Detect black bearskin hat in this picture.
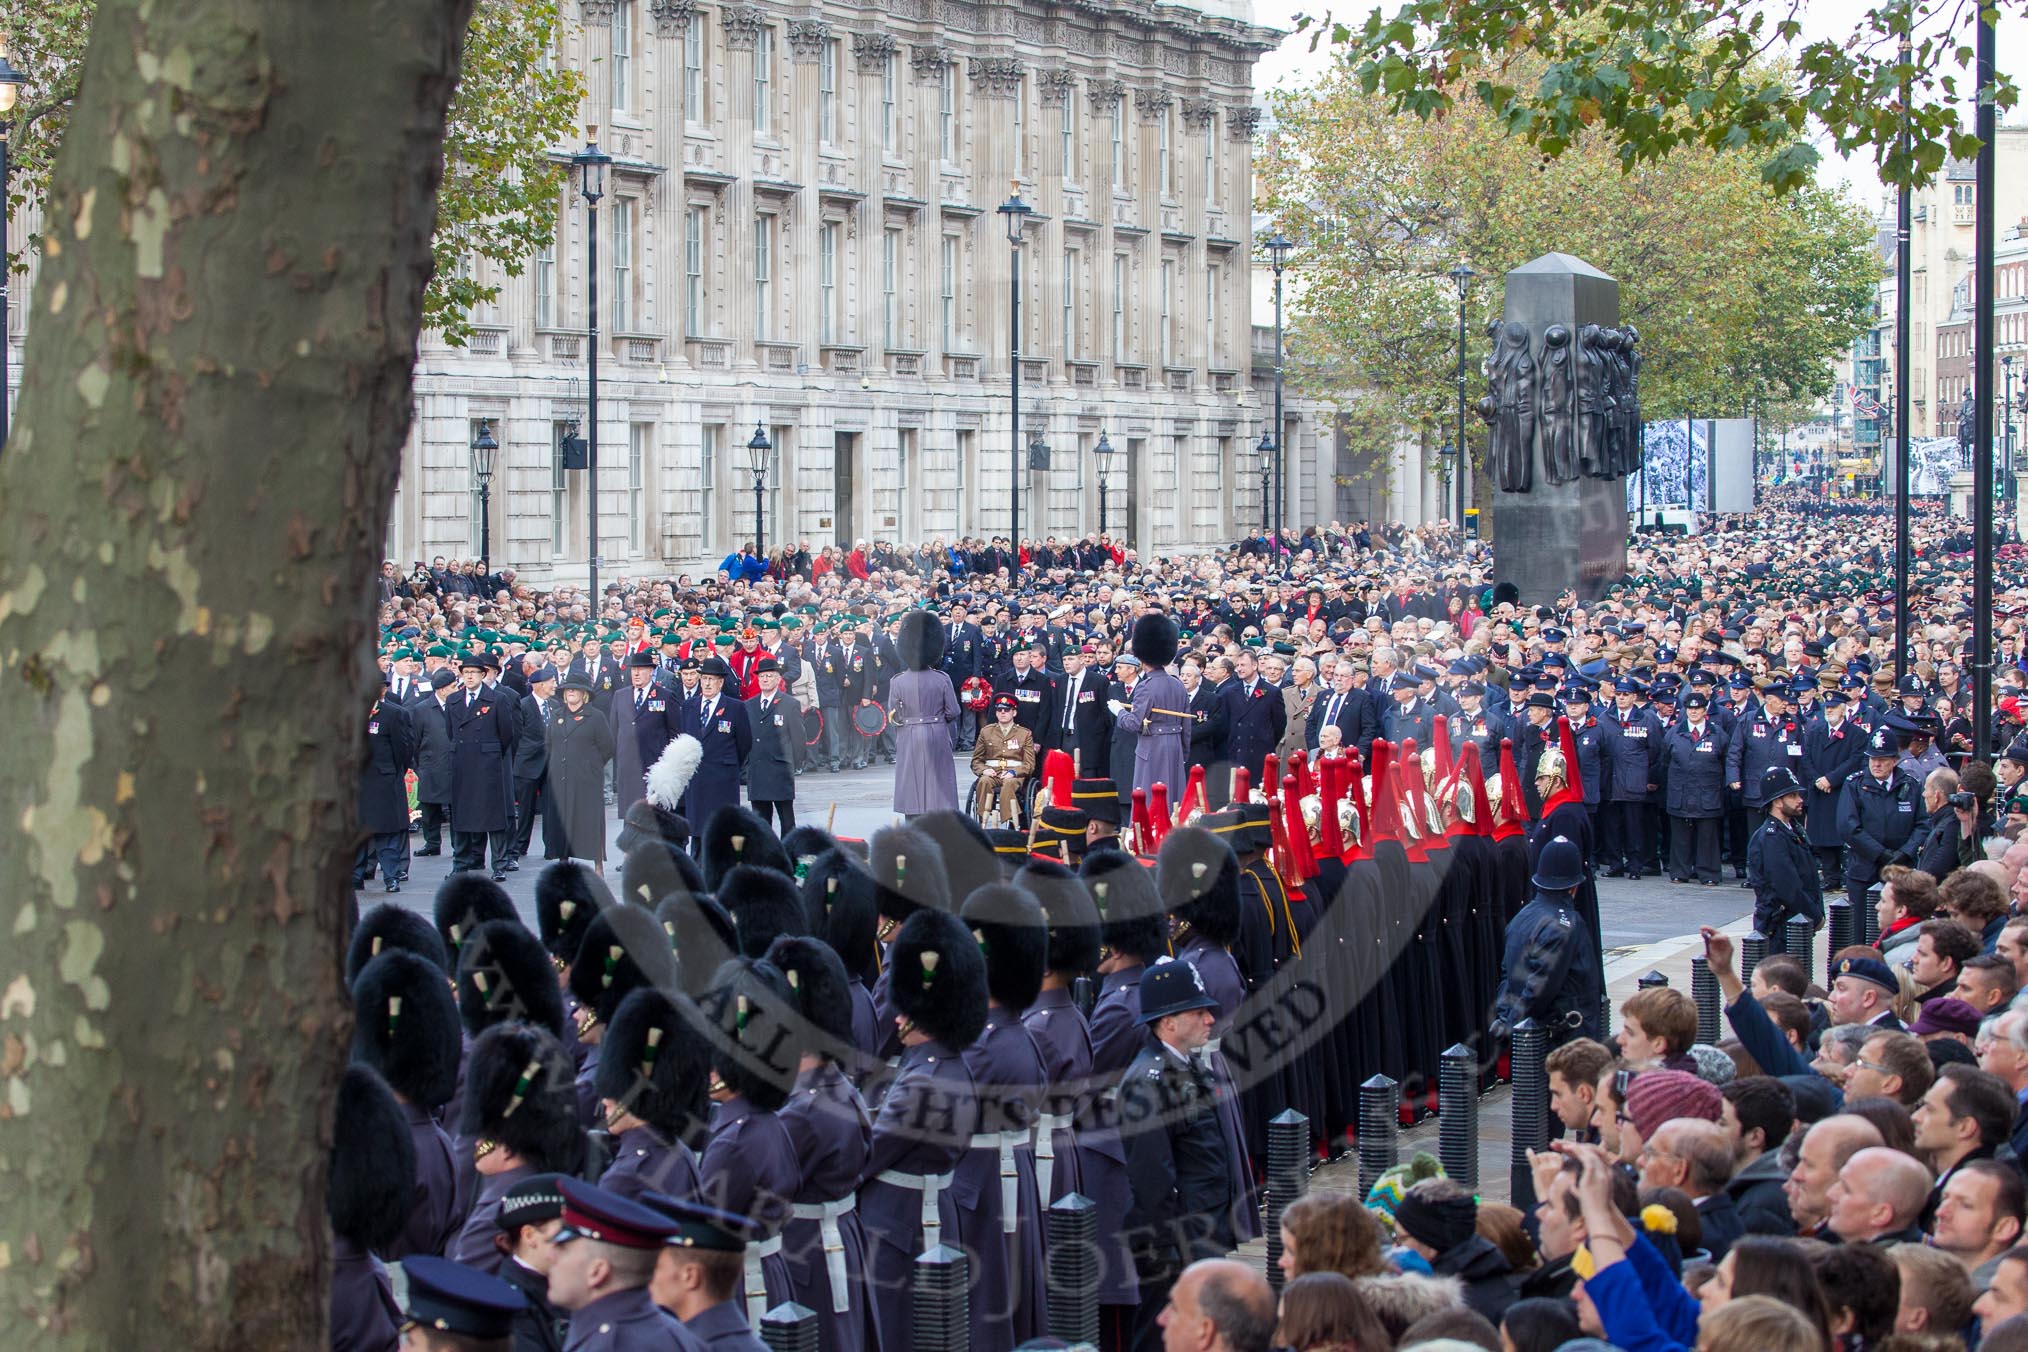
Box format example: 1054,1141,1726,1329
457,918,566,1039
592,987,711,1139
329,1064,415,1253
433,873,520,964
960,884,1048,1014
800,848,880,983
887,909,990,1050
351,949,462,1110
617,797,692,856
718,864,811,959
1157,826,1243,948
1129,612,1179,671
897,610,947,672
655,891,738,996
1016,857,1103,976
568,904,679,1040
621,839,707,912
870,823,950,924
914,809,1004,908
536,861,613,967
699,957,804,1112
347,903,450,986
701,805,791,891
765,935,859,1058
1081,850,1170,964
458,1023,586,1174
781,825,842,880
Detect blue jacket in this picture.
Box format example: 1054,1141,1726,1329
1836,768,1922,885
1490,892,1602,1042
1600,706,1663,804
1801,714,1867,848
1727,707,1806,806
1662,718,1727,819
1572,715,1608,806
1748,813,1823,934
1584,1234,1702,1352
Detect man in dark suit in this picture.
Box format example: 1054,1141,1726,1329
682,657,754,845
1308,664,1377,759
943,603,986,751
1220,647,1285,784
383,650,425,706
355,690,417,891
446,656,517,878
1052,645,1113,778
745,658,802,833
611,650,680,821
996,641,1060,743
1183,655,1228,774
1381,672,1437,749
566,637,623,714
510,664,561,865
412,669,456,855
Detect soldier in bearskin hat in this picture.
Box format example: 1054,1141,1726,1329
1115,612,1189,803
449,1023,587,1274
766,935,874,1352
889,608,963,817
955,883,1051,1349
458,917,568,1044
329,1064,415,1351
716,864,811,960
1017,857,1099,1206
620,838,708,915
536,860,613,975
864,822,952,1064
654,889,739,999
701,804,791,891
914,808,1006,911
695,957,806,1324
594,986,711,1205
351,949,468,1260
566,904,679,1128
346,901,449,987
799,846,883,1067
434,872,520,969
860,908,986,1352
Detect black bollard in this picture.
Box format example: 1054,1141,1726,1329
1509,1017,1550,1213
1071,975,1095,1021
1438,1043,1478,1190
1691,956,1720,1046
1264,1109,1310,1292
1858,886,1880,947
1787,917,1816,987
1357,1075,1399,1200
1828,896,1854,986
1046,1194,1098,1347
1637,969,1669,990
913,1244,970,1352
759,1304,819,1352
1741,930,1767,985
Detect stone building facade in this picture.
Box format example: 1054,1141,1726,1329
390,0,1311,583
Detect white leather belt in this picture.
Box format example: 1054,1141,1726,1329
1035,1112,1072,1202
969,1130,1030,1233
742,1233,784,1324
789,1197,857,1314
875,1168,956,1250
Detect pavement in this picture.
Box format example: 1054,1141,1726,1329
358,754,1763,1211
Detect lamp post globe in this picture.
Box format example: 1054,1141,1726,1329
746,421,772,564
1093,430,1115,539
1255,430,1275,537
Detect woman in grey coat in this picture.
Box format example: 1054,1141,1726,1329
888,611,961,818
545,677,616,868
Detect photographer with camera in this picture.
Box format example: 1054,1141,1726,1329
1913,765,1993,883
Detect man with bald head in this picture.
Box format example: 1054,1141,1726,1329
1637,1119,1744,1259
1825,1147,1935,1245
1786,1114,1886,1239
1157,1259,1276,1352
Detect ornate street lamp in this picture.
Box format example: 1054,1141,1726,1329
999,185,1033,579
471,419,500,575
570,136,614,603
1449,262,1476,529
1264,232,1293,544
1093,430,1116,538
0,47,27,451
746,421,772,563
1255,430,1275,537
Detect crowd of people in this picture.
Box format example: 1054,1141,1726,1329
340,487,2028,1352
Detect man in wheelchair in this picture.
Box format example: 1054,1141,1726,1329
971,692,1038,827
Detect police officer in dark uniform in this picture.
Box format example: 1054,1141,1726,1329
356,687,417,892
1489,836,1602,1045
1117,957,1235,1352
1837,724,1924,903
1748,767,1823,954
543,1178,705,1352
397,1255,529,1352
1663,691,1728,885
1599,677,1662,878
1728,681,1805,876
640,1196,770,1352
491,1174,573,1352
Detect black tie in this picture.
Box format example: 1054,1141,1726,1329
1327,695,1342,727
636,690,645,713
1065,679,1077,731
465,693,474,710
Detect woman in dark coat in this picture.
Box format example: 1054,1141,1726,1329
888,610,961,817
545,677,615,869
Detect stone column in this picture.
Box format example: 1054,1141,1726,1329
720,3,764,372
650,0,695,370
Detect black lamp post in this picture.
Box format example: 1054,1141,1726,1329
1448,262,1475,529
999,186,1033,580
1264,232,1292,544
2004,355,2018,518
0,48,26,452
1255,430,1274,536
1093,430,1116,538
472,419,499,575
570,136,613,605
745,421,772,562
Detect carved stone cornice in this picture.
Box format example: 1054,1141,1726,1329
1086,77,1125,111
969,56,1025,98
852,30,898,73
787,19,831,60
579,0,617,24
648,0,695,36
1038,68,1078,106
1134,87,1174,122
909,43,953,80
1181,96,1219,130
1225,104,1263,139
722,5,766,50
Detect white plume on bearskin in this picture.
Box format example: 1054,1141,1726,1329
647,734,704,811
